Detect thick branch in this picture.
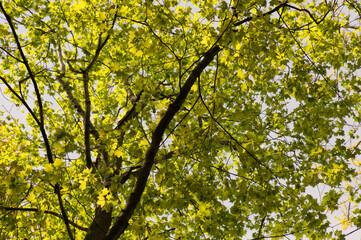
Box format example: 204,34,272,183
57,44,108,145
56,78,99,137
84,206,112,240
80,9,119,168
82,9,120,239
85,34,103,72
0,206,88,232
83,71,92,169
104,45,220,240
0,6,74,239
54,185,74,240
56,41,92,170
1,80,74,240
0,3,44,125
56,44,110,168
103,4,291,238
0,3,53,164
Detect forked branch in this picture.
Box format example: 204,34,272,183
0,206,88,231
104,45,221,240
0,5,74,239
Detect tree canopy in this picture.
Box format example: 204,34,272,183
1,0,361,239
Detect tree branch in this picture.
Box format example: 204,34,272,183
85,5,118,72
0,3,44,125
0,206,88,231
80,6,119,169
104,45,220,240
0,76,39,128
284,3,331,25
84,206,112,240
115,90,144,130
56,43,110,168
256,215,267,239
0,46,23,62
82,9,120,239
0,2,53,164
103,3,294,238
82,71,92,169
234,2,288,27
0,5,74,239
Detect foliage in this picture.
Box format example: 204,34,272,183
1,0,361,239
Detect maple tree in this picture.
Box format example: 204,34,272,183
1,0,361,239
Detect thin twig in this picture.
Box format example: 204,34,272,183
284,3,331,25
0,46,23,62
0,206,88,231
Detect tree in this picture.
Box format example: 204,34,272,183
1,0,361,239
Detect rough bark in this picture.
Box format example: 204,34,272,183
85,206,112,240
